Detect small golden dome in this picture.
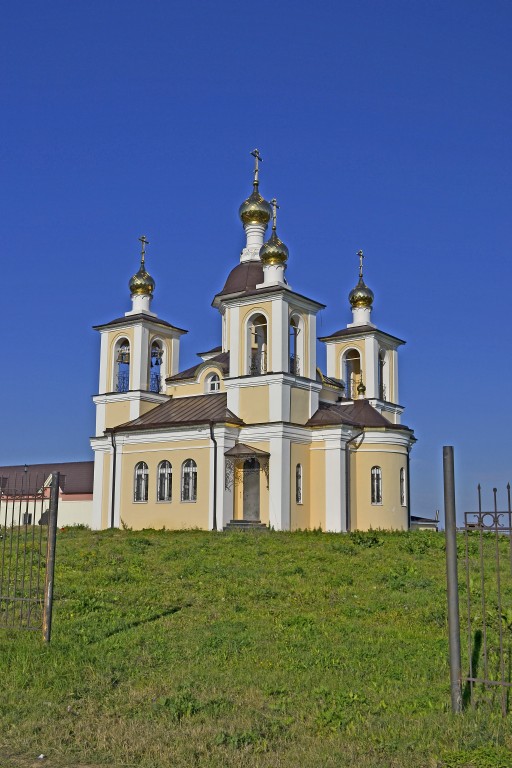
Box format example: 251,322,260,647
129,262,155,296
239,186,272,225
259,229,289,265
349,277,374,309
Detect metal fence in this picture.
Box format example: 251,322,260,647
0,471,59,641
463,485,512,715
443,446,512,715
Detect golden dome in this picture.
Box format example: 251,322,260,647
259,229,289,265
129,261,155,296
349,278,374,309
239,186,272,225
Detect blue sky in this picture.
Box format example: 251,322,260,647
2,1,511,521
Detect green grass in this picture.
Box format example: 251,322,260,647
1,528,511,768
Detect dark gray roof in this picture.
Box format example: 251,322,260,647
167,351,230,382
0,461,94,495
318,324,405,345
93,313,188,334
111,393,244,432
306,400,411,431
411,516,438,524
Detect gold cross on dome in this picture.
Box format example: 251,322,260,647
270,198,279,230
139,235,149,265
250,148,262,185
357,249,364,279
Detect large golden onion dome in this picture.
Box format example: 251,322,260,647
239,186,272,225
129,235,155,296
239,148,272,225
349,277,374,308
259,229,289,265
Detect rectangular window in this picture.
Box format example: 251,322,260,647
371,466,382,505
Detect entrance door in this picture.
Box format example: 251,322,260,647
243,458,260,521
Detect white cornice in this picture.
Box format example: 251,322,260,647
93,391,169,405
216,289,324,314
224,373,321,391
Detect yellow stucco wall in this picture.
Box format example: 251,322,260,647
238,385,269,424
104,401,131,429
118,440,211,530
290,388,310,425
290,442,310,530
350,443,408,531
309,443,326,530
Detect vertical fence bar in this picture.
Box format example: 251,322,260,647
42,473,59,643
443,446,462,713
492,489,507,716
464,507,473,706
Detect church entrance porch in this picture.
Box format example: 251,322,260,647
224,443,270,529
242,458,260,520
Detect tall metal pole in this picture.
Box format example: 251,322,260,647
42,472,59,643
443,447,462,713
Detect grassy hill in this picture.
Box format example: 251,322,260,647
0,528,511,768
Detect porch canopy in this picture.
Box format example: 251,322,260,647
224,443,270,490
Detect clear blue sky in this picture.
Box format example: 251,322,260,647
2,1,511,522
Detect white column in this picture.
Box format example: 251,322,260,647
229,305,241,377
324,436,346,532
126,293,154,314
268,435,291,530
242,223,266,257
170,336,180,377
113,440,123,528
307,313,317,379
271,298,288,373
349,306,372,326
91,446,107,530
262,263,286,286
214,428,236,530
98,332,109,394
268,379,291,422
364,336,379,399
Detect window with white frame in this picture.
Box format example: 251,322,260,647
134,461,149,502
207,373,220,393
296,463,303,504
400,467,406,506
371,466,382,505
181,459,197,502
157,460,172,502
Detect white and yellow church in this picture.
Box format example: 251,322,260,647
90,152,416,532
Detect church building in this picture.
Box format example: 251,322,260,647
90,152,416,532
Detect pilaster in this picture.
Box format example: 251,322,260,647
268,434,291,530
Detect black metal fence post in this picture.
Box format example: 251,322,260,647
443,446,462,713
42,472,59,643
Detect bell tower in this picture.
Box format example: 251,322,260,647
320,251,405,423
92,236,187,435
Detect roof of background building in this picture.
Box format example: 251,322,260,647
167,351,230,382
0,461,94,495
111,392,244,432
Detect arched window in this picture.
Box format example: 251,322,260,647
134,462,149,502
400,467,406,506
181,459,197,502
115,338,130,393
344,349,361,400
247,314,268,375
157,460,172,502
296,463,303,504
206,373,220,393
150,341,163,393
371,466,382,505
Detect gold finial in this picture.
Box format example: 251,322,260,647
250,148,262,188
139,234,149,268
358,249,364,280
270,198,279,231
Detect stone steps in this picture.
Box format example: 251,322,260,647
224,520,268,532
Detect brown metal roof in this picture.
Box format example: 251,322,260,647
318,324,405,345
197,345,222,357
111,393,244,432
224,443,270,458
0,461,94,495
167,351,230,382
217,262,264,297
93,313,188,334
306,400,411,431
